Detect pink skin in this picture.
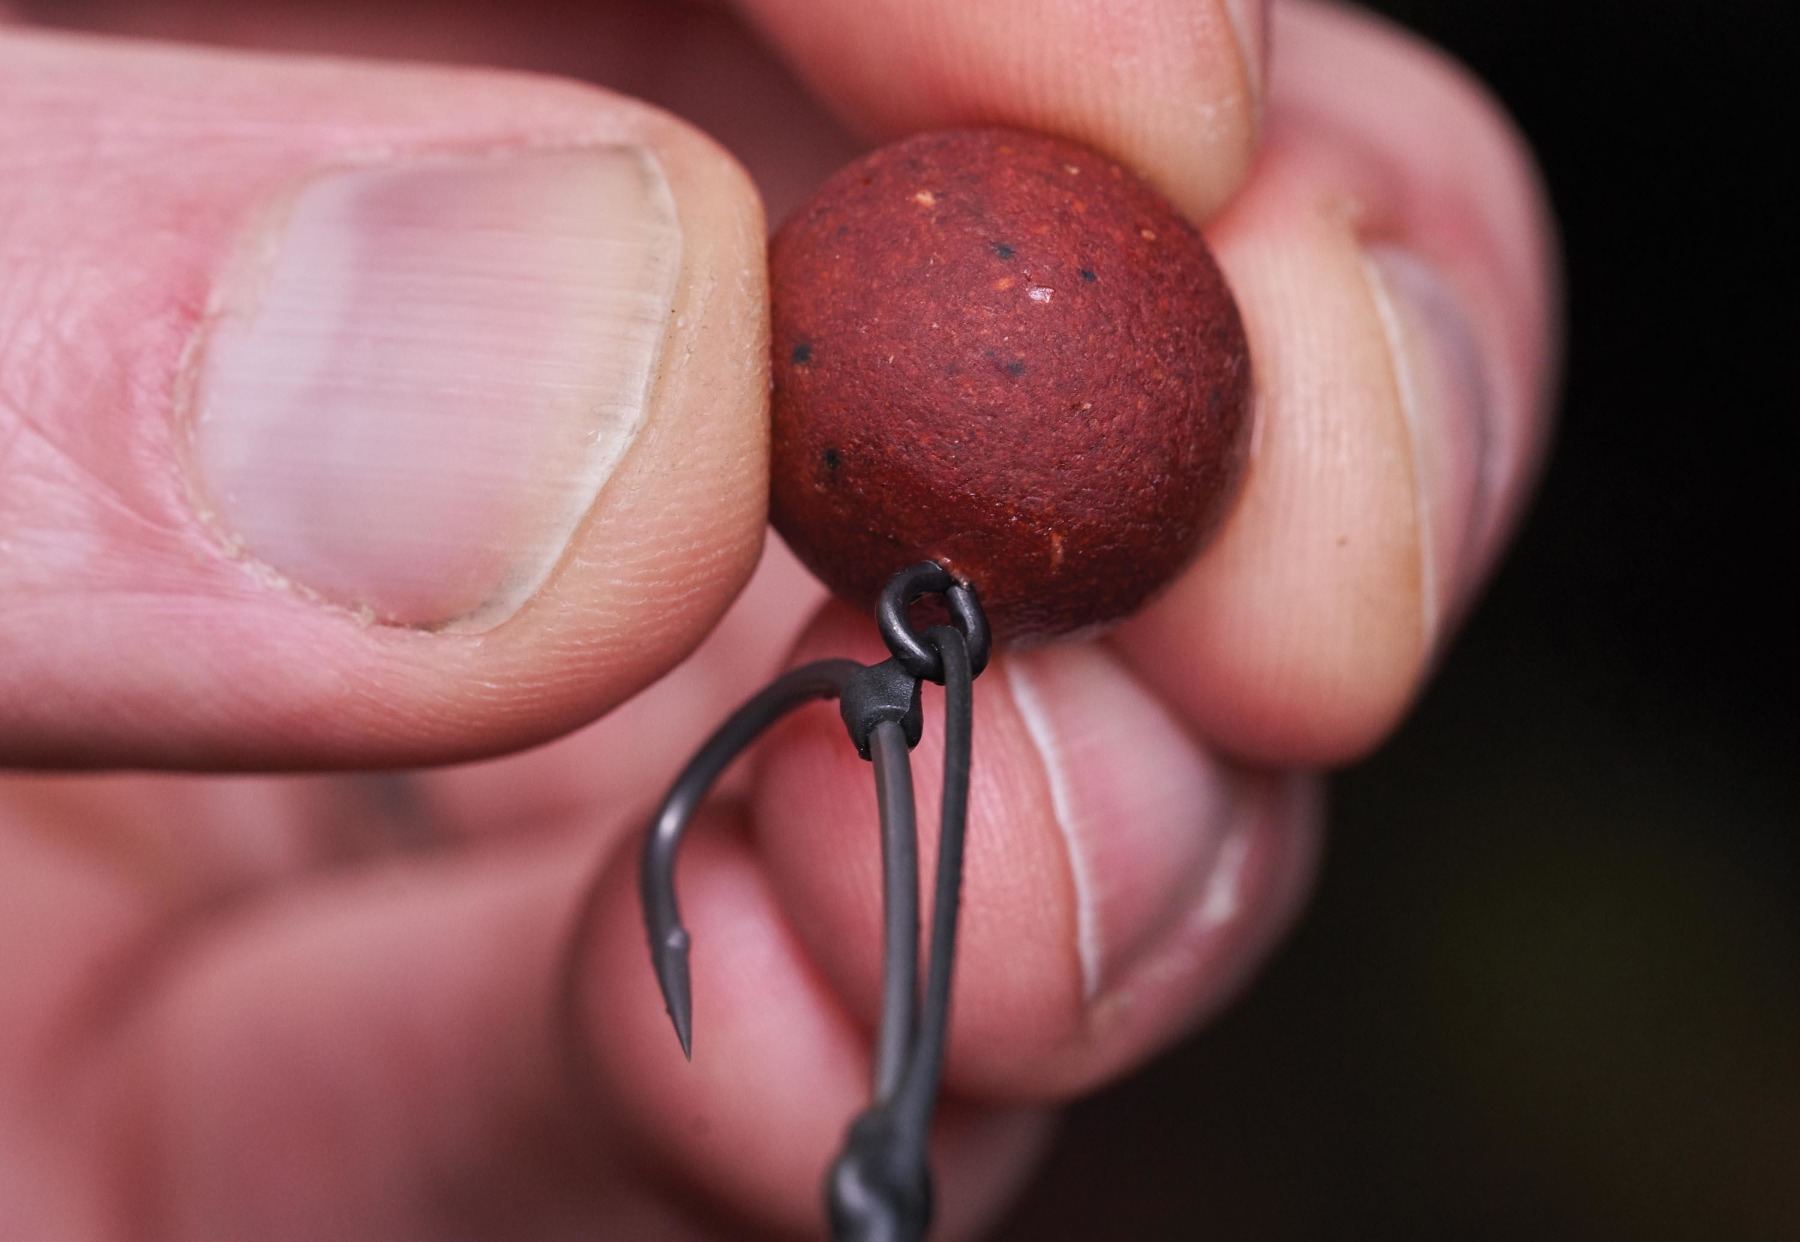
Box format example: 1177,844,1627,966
0,2,1557,1239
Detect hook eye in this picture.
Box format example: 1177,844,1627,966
876,561,991,681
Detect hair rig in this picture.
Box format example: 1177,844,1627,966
573,125,1252,1240
644,561,988,1241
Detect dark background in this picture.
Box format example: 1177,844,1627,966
998,1,1800,1237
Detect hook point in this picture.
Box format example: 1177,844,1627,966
653,927,693,1059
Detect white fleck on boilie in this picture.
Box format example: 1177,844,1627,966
1027,286,1054,303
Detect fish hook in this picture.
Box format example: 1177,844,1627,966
631,563,988,1242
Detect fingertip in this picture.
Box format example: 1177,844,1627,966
1116,2,1560,766
1275,0,1562,582
734,0,1267,221
1118,141,1432,766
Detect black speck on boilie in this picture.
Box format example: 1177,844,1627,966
1079,268,1097,282
792,342,814,365
990,242,1016,260
823,447,842,470
1004,359,1027,377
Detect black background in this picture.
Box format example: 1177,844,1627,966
997,1,1799,1237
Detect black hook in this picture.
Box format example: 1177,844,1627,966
639,658,862,1058
632,566,988,1242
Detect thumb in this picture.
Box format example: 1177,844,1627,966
0,30,768,768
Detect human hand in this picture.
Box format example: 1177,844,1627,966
0,1,1557,1237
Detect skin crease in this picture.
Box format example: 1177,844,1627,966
0,2,1557,1240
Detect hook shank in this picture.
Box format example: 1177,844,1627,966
869,719,921,1104
827,625,978,1242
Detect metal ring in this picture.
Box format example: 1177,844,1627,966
876,562,991,682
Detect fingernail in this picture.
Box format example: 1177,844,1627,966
1005,646,1241,1001
1222,0,1269,111
187,147,682,629
1362,245,1492,644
